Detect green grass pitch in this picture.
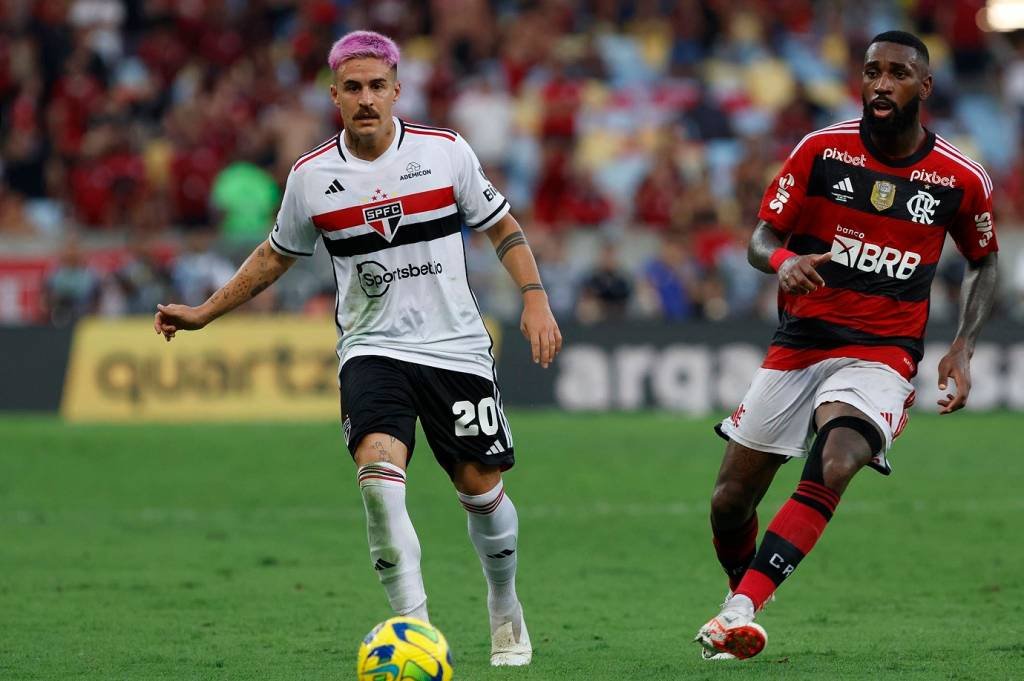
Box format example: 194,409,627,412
1,412,1022,680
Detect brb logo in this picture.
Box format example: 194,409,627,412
769,174,795,214
822,147,867,167
357,259,444,297
830,227,921,280
363,201,404,241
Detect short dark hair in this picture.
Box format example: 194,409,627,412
868,30,930,64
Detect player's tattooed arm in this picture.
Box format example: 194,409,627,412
936,252,998,414
153,239,296,341
495,231,528,261
749,219,831,295
485,213,563,368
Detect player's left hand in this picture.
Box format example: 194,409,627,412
520,292,562,369
936,339,972,414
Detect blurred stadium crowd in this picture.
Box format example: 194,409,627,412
3,0,1024,326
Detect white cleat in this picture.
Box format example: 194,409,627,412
490,607,532,666
694,595,767,660
701,648,737,661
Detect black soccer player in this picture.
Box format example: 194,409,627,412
694,31,999,659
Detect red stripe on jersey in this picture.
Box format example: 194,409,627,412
312,186,456,231
763,344,916,379
784,289,928,338
293,143,335,171
405,128,456,142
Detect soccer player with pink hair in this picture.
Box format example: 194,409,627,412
155,30,559,666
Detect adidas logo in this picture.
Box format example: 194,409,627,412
832,177,854,194
373,558,396,571
486,548,516,559
324,179,345,195
486,441,506,456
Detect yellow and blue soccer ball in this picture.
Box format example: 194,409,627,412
356,616,453,680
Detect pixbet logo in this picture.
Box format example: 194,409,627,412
909,169,956,187
830,232,921,280
822,148,867,167
769,173,795,214
357,259,444,297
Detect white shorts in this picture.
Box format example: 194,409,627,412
716,358,916,474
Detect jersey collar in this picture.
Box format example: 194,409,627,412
858,118,935,168
339,116,402,165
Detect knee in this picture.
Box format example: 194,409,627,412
453,461,502,495
818,432,872,493
710,480,756,527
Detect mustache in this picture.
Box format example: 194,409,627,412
354,110,379,120
871,96,897,108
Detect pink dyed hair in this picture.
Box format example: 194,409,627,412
327,31,400,72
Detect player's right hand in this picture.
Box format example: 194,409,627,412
778,252,832,295
153,303,209,342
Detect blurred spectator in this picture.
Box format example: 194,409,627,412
110,239,173,315
532,231,578,320
211,146,281,247
0,188,40,236
638,232,702,321
170,233,236,307
44,240,101,325
634,150,684,230
576,242,632,323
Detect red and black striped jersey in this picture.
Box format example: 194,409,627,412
757,118,998,378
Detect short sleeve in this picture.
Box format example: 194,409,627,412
451,134,510,231
949,178,998,263
268,170,317,257
757,142,815,233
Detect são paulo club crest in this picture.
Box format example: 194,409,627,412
363,201,404,241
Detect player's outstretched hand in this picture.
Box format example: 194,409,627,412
778,252,832,295
520,294,563,369
153,303,209,342
936,340,972,414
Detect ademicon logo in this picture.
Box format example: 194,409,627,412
357,259,443,297
830,226,921,280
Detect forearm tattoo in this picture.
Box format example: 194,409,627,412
520,283,544,294
495,231,528,261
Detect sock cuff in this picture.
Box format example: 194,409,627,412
357,462,406,488
458,480,505,514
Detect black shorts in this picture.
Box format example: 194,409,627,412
339,355,515,474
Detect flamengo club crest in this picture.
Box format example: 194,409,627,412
363,200,404,241
870,180,895,211
906,189,940,224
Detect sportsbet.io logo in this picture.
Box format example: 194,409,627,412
357,259,444,297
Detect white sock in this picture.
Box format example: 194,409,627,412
458,480,520,630
357,462,428,622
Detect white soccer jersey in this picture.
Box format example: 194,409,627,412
269,117,510,380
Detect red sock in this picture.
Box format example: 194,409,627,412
734,481,839,609
712,513,758,591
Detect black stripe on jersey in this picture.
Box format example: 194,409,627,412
321,212,462,258
403,121,458,136
397,119,406,149
335,132,346,162
807,157,964,226
467,199,509,230
788,234,936,302
771,311,923,360
270,232,314,257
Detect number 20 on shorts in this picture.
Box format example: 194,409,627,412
452,398,499,436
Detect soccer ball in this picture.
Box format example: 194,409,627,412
356,616,453,681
